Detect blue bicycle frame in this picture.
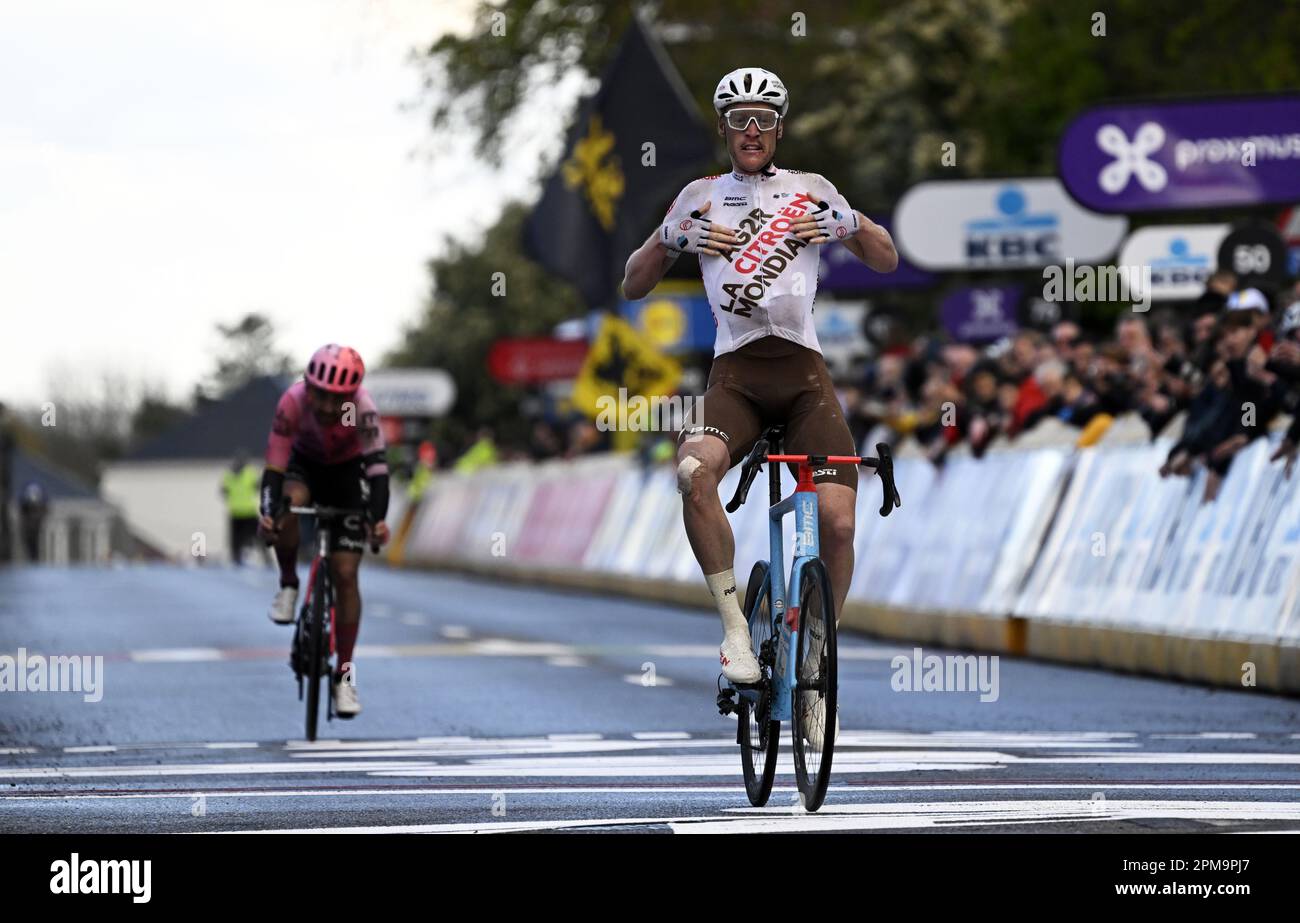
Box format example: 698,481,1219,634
744,462,822,721
767,484,818,720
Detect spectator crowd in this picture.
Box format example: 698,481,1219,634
440,268,1300,508
842,273,1300,501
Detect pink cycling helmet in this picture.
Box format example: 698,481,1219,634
305,344,365,394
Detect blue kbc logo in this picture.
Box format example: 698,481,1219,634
1148,236,1212,287
964,187,1060,263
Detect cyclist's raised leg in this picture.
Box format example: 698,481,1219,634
678,374,763,683
677,434,732,574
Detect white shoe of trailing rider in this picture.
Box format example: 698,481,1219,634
800,696,839,749
333,676,362,717
719,631,760,684
269,586,297,625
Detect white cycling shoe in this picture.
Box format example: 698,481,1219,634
269,586,297,625
800,695,839,749
333,677,362,718
719,632,760,684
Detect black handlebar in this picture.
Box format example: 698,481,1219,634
862,443,903,518
280,503,383,553
724,437,769,514
725,433,902,518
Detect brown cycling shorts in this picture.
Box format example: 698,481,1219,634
678,336,858,491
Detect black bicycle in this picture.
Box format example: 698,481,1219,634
286,504,373,742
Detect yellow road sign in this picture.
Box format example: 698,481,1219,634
571,315,681,419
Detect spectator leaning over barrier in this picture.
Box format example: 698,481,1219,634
1196,269,1237,313
1268,299,1300,477
831,271,1300,472
1221,289,1285,458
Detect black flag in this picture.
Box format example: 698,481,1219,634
523,16,714,309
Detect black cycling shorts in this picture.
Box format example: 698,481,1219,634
284,450,369,554
678,336,858,491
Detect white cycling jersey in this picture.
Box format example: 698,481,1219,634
660,165,856,357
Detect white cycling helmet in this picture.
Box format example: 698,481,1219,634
712,67,788,116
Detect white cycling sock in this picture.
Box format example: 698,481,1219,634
706,569,748,637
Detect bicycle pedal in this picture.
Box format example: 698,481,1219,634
716,686,737,716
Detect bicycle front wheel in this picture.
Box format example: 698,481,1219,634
739,561,779,807
791,557,837,812
304,562,329,742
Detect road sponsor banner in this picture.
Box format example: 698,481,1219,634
1117,224,1230,301
403,420,1300,645
617,291,714,355
1060,96,1300,212
487,338,590,385
940,285,1022,343
894,179,1127,270
365,369,456,417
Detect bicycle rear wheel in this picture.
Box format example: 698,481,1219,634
304,561,329,742
739,561,780,807
791,557,837,812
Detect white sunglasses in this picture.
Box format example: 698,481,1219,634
724,108,781,132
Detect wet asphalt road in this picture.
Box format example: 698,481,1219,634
1,563,1298,833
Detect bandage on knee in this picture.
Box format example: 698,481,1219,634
676,455,703,496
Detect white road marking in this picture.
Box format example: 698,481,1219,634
7,732,1299,790
400,613,427,626
91,638,944,667
623,674,674,687
1151,732,1258,740
7,782,1300,803
546,656,587,667
670,800,1300,834
207,817,697,834
130,647,224,663
188,800,1300,834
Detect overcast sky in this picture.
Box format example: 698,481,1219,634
0,0,585,407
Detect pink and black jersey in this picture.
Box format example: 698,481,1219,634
265,380,388,477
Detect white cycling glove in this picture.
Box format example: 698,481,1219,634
660,209,724,256
806,200,859,243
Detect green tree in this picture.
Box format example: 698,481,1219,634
408,0,1300,409
385,203,581,449
422,0,1300,207
200,313,294,400
130,390,188,446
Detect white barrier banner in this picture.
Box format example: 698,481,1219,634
402,422,1300,645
